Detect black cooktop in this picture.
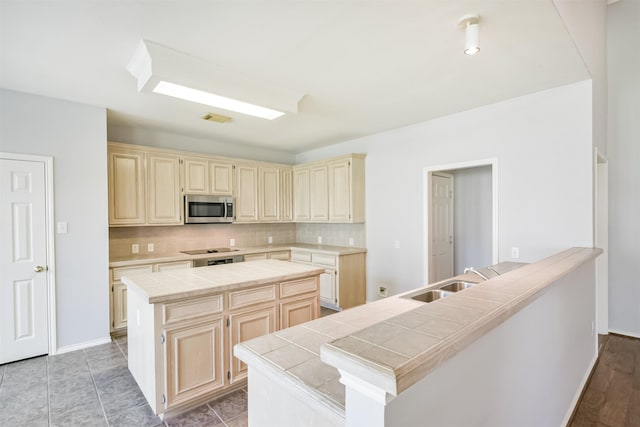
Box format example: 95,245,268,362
180,248,239,255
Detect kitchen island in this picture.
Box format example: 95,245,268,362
235,247,602,427
122,259,324,418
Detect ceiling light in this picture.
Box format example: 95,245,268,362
154,81,284,120
458,15,481,55
126,40,304,120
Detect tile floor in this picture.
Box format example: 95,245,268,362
0,308,339,427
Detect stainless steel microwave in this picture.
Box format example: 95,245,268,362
184,195,234,224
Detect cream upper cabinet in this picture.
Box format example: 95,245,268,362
293,166,310,222
310,164,329,222
209,160,234,195
235,162,259,222
108,147,146,225
280,166,293,222
258,164,280,221
147,152,182,225
183,157,209,194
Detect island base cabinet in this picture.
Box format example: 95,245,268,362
163,318,225,409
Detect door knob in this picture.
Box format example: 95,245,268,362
34,265,46,273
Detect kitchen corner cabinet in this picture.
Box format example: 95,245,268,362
126,273,319,416
110,260,192,334
293,154,365,223
291,250,366,310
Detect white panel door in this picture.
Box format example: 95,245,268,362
431,173,454,283
0,158,49,364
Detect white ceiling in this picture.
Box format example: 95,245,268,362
0,1,589,154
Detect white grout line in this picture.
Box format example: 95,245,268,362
46,357,51,427
113,337,128,361
206,403,230,427
84,349,111,427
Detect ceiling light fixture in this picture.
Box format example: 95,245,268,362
458,15,481,55
126,40,304,120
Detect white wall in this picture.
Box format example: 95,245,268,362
607,0,640,337
108,124,295,164
554,0,608,155
450,166,492,275
297,81,593,299
0,89,109,349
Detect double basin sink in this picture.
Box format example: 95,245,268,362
407,280,477,303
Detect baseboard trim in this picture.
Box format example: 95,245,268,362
562,351,599,426
54,336,112,355
608,328,640,339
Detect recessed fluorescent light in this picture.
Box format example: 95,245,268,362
152,81,285,120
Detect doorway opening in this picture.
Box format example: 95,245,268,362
424,159,498,284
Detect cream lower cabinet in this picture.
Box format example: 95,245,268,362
291,250,366,310
127,274,319,416
110,260,192,334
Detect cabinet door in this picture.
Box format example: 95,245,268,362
329,159,352,222
155,260,192,272
259,165,280,221
210,160,234,195
112,282,128,331
293,167,310,221
281,295,318,329
235,163,259,222
108,148,146,225
310,164,329,221
229,305,277,383
147,153,182,225
280,167,293,222
183,158,209,195
319,270,337,306
268,251,290,261
164,317,225,408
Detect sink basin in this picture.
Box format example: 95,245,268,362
438,281,477,292
410,289,453,303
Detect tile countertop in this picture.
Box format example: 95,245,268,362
109,243,367,268
234,247,601,415
121,259,325,304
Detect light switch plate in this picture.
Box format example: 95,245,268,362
511,247,520,259
147,243,154,252
230,238,236,247
56,221,68,234
132,244,139,254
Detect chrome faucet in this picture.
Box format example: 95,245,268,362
464,266,490,281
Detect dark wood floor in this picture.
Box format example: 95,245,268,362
570,334,640,427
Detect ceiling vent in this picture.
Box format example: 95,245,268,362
201,113,232,123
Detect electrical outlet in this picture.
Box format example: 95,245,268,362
378,286,388,297
147,243,154,252
131,244,139,254
394,240,400,249
348,237,354,246
268,236,273,244
317,236,322,244
511,247,520,259
229,238,236,247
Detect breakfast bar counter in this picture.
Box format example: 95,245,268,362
235,247,602,427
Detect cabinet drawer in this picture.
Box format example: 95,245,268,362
280,277,318,299
268,251,290,261
311,253,336,267
163,294,224,325
228,285,277,311
291,251,312,263
244,253,268,262
155,260,192,271
112,264,153,281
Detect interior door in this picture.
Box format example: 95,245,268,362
0,158,49,364
430,173,454,283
